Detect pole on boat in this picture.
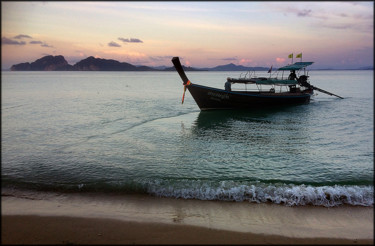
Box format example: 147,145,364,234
311,85,344,99
288,53,293,64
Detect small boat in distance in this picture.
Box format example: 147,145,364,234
172,57,343,111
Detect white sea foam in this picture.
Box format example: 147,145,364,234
145,180,374,207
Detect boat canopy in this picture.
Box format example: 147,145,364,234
278,62,314,71
262,79,297,85
228,78,298,85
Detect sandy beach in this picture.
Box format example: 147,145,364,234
2,189,373,244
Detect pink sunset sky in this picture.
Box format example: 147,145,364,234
1,1,373,70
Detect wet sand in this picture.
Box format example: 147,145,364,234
3,215,373,245
1,189,373,244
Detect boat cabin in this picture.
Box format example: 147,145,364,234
227,62,314,93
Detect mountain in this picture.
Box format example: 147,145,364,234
206,63,270,71
358,66,374,70
151,65,168,70
10,55,158,71
163,65,206,71
73,56,133,71
73,56,157,71
11,55,74,71
10,55,372,72
10,55,266,72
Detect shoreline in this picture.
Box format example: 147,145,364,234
2,189,374,244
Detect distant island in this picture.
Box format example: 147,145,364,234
9,55,373,71
10,55,271,72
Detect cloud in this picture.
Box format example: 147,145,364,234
222,57,237,62
297,9,312,17
14,34,32,39
239,58,253,66
2,37,26,45
41,43,53,48
118,37,143,43
118,38,129,43
2,36,53,48
130,38,143,43
30,40,43,44
108,41,121,47
29,40,53,48
319,23,352,30
270,2,373,32
149,56,173,62
279,6,313,18
184,60,191,67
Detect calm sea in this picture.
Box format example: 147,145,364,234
2,70,373,207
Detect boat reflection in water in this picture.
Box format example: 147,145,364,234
188,107,311,157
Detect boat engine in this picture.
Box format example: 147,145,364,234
297,75,311,88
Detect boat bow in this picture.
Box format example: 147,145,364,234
172,57,190,85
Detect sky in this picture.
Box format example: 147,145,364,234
1,1,374,70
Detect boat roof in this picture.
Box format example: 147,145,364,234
278,62,314,71
228,78,298,85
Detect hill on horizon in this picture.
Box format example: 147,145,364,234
10,55,160,71
9,55,271,72
9,55,373,71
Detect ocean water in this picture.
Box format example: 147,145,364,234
2,70,373,207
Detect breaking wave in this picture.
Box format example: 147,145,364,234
144,179,373,207
2,177,373,207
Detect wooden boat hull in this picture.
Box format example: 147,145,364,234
171,56,315,110
186,83,312,110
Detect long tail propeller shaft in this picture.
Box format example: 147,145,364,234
311,85,344,99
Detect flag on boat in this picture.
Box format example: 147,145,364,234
296,53,302,58
268,65,273,73
288,53,293,58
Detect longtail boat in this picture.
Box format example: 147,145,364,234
171,57,342,110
